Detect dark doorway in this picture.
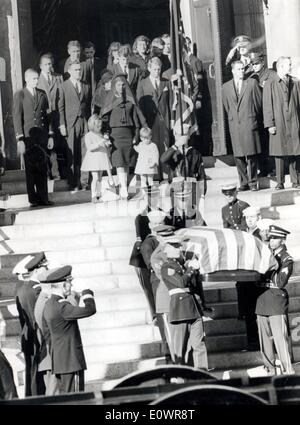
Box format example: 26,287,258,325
30,0,169,66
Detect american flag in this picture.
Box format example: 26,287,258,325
170,0,197,134
176,227,277,275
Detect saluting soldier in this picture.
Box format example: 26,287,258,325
225,35,253,78
41,266,96,394
221,184,249,231
256,225,294,375
161,240,208,370
13,252,49,396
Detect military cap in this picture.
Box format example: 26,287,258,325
26,252,46,272
39,265,72,283
243,206,261,217
267,225,290,240
221,183,237,194
249,52,264,64
233,35,251,47
153,224,175,237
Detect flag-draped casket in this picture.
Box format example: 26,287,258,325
176,227,277,275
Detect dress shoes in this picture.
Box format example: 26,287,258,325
292,183,300,189
29,202,39,208
250,184,259,191
274,184,284,190
237,185,250,192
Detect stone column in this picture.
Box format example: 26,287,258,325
263,0,300,71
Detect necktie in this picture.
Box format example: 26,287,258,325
47,74,52,86
155,79,159,94
75,82,81,95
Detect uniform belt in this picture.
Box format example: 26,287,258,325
169,288,190,296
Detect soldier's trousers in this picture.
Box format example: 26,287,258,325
135,267,156,319
55,370,84,394
170,318,208,370
257,314,294,374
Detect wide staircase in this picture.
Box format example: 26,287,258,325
1,157,300,396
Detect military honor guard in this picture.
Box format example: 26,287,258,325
13,252,49,396
239,206,265,351
161,240,208,370
256,225,294,375
41,266,96,394
13,69,55,207
221,184,250,231
225,35,253,77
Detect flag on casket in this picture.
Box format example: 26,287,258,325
177,227,277,275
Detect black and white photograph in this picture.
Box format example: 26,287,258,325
0,0,300,409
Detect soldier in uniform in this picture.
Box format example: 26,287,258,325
13,252,49,396
256,225,294,375
225,35,253,78
239,206,265,351
41,266,96,394
161,240,208,370
141,222,176,364
221,184,250,231
13,68,54,207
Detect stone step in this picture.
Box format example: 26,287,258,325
2,179,69,196
1,170,26,183
0,232,136,255
0,217,135,240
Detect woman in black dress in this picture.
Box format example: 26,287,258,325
101,75,145,198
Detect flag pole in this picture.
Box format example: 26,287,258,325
171,0,187,181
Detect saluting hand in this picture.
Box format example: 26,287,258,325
48,137,54,150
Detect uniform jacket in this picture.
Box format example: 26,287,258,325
59,79,91,131
140,234,159,270
13,88,51,139
161,258,202,324
160,145,207,189
251,67,277,89
150,244,170,314
42,290,96,374
263,75,300,156
15,281,41,355
222,78,262,156
112,62,141,95
129,212,151,268
256,245,293,316
222,198,250,231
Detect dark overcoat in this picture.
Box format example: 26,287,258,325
136,77,171,161
42,290,96,374
263,75,300,156
222,78,262,157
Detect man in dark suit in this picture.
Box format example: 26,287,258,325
13,252,49,396
137,56,171,179
256,225,294,375
37,53,64,179
62,40,92,85
41,266,96,394
83,41,105,95
13,68,54,207
161,240,208,369
222,61,262,191
112,45,141,96
58,61,91,190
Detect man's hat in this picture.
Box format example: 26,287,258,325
233,35,251,47
153,224,175,237
267,225,290,240
12,252,46,275
221,183,237,195
39,265,72,284
256,218,276,231
249,52,264,64
243,206,261,217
